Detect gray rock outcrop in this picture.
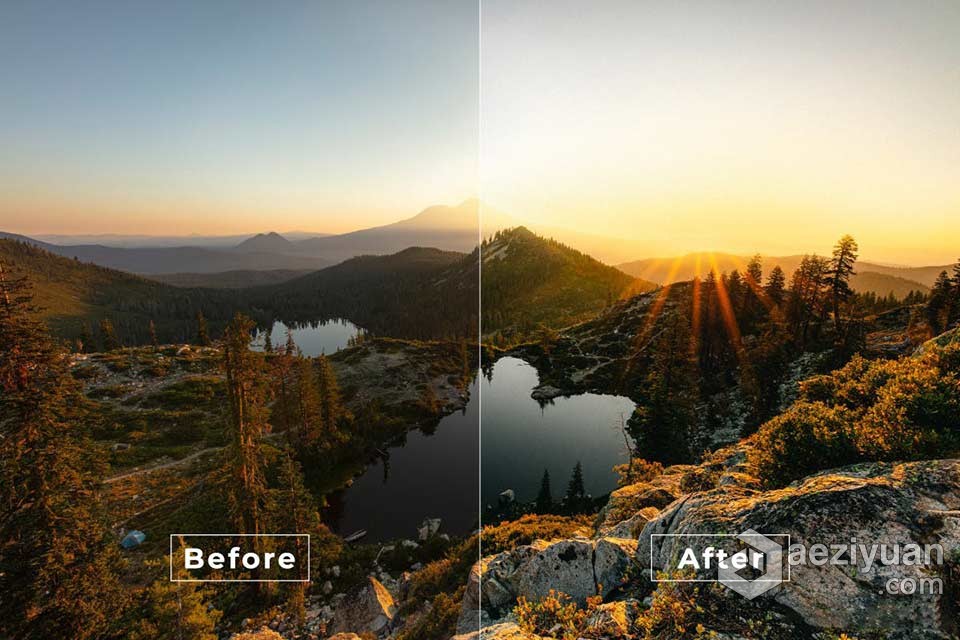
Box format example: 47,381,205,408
327,576,396,636
639,459,960,639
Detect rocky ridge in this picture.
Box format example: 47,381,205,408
459,439,960,639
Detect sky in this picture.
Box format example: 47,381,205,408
481,0,960,265
1,2,956,265
0,0,478,235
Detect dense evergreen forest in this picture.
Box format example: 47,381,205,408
0,239,479,348
0,239,264,346
247,246,479,341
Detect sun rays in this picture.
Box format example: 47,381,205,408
626,250,791,378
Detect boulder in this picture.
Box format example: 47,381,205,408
418,517,442,541
598,506,659,539
327,576,396,635
462,533,646,631
594,537,637,597
512,538,596,605
456,556,492,634
639,459,960,640
327,634,363,640
595,467,687,531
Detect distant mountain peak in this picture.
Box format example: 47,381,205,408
402,199,480,230
234,232,294,253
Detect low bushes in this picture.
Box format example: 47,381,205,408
751,343,960,488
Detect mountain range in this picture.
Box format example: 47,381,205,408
1,225,638,345
0,231,331,275
1,200,484,276
4,201,950,302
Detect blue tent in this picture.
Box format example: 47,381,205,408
121,530,146,549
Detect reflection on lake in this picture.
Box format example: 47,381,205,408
253,319,361,357
329,377,479,542
327,356,635,542
481,357,636,508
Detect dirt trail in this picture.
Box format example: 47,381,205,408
103,432,287,484
104,446,222,484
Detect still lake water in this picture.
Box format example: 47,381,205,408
480,357,636,508
329,378,480,542
330,356,635,542
253,319,360,356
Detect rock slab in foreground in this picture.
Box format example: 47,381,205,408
327,576,397,636
639,459,960,639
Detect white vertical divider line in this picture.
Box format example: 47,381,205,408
476,0,484,635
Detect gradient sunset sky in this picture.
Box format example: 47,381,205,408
1,1,956,265
482,0,959,265
0,0,478,236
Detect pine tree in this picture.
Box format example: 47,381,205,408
267,455,339,626
148,319,159,348
828,235,858,335
130,550,221,640
564,462,586,510
928,270,953,334
629,311,699,464
195,311,210,346
292,356,323,448
78,322,92,353
0,264,125,638
786,255,830,345
222,314,269,540
271,344,296,439
764,265,786,306
745,255,763,288
726,270,744,315
285,327,297,355
99,317,119,350
316,354,345,445
950,258,960,325
263,330,273,353
741,255,764,327
535,469,553,514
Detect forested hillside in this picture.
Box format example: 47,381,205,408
481,227,654,343
152,268,313,288
0,239,257,346
249,246,479,340
1,240,482,345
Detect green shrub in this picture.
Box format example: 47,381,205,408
750,402,860,488
480,514,593,555
402,538,476,610
395,590,463,640
515,590,602,640
752,342,960,488
614,458,664,487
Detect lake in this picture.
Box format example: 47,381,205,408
328,377,480,542
253,319,361,357
329,356,635,542
480,357,636,508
